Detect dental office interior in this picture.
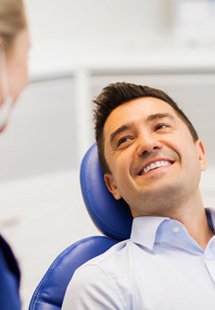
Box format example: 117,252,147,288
1,0,215,308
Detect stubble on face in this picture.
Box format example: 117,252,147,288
103,97,206,218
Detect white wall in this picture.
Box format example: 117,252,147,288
25,0,172,59
25,0,215,63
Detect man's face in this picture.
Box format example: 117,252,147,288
103,97,207,217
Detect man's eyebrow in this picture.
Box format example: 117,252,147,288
110,124,132,144
109,113,174,144
146,113,175,122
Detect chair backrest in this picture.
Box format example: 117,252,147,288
29,236,116,310
29,143,133,310
80,143,132,240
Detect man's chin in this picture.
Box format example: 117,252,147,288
138,182,180,202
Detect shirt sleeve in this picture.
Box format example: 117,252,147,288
62,264,124,309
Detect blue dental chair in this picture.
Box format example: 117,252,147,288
29,143,132,310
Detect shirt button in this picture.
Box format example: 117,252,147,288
173,226,180,233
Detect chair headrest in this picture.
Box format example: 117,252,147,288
80,143,133,241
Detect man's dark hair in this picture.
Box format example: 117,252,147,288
94,82,198,173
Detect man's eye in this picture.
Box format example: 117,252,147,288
117,136,133,147
155,123,168,131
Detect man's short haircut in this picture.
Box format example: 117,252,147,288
94,82,199,173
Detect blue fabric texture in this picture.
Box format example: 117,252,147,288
29,236,116,310
80,143,132,241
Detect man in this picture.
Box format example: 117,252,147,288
62,82,215,309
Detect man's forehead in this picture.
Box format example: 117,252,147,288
104,97,178,133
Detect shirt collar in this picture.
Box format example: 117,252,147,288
130,216,170,250
130,208,215,250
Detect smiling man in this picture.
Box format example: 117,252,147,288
62,82,215,309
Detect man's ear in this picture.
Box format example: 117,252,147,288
196,139,207,171
104,173,122,200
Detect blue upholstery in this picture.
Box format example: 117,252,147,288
29,143,133,310
81,143,132,240
29,237,116,310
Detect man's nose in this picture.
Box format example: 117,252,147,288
136,134,162,157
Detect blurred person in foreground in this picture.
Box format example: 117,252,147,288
0,0,30,308
63,82,215,309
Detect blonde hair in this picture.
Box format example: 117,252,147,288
0,0,26,51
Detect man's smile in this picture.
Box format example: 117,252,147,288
137,159,175,176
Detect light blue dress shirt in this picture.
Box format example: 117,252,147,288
62,208,215,309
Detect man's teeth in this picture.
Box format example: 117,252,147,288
143,161,171,174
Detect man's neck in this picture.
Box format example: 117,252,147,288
137,190,214,249
167,197,214,249
179,208,214,249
